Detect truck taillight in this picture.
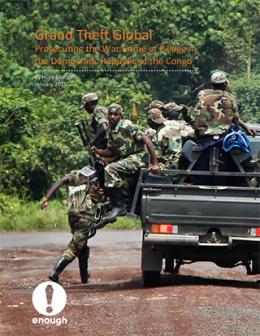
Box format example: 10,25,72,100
250,228,260,237
151,224,178,234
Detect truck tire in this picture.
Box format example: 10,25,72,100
252,259,260,274
142,270,161,287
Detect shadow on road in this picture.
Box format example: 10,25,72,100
64,277,142,292
161,273,260,289
64,274,259,292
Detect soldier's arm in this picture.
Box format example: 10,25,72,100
238,120,256,137
142,134,160,174
193,100,205,137
90,122,108,146
194,115,201,132
41,176,70,209
181,105,195,125
91,146,115,158
233,97,256,136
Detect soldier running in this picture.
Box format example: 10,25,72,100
41,168,106,284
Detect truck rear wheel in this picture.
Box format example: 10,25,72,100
252,259,260,274
142,270,161,287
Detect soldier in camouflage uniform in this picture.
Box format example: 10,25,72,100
162,102,195,126
192,71,240,184
146,108,183,169
162,102,195,138
77,93,109,274
92,103,160,225
195,74,255,137
41,168,106,284
80,92,108,149
144,99,165,112
194,71,239,137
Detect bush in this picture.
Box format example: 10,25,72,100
232,75,260,123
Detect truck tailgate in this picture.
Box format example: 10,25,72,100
142,185,260,227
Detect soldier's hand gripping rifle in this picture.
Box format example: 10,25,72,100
75,119,106,191
75,120,96,168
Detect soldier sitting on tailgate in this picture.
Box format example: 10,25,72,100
92,103,160,227
41,167,107,284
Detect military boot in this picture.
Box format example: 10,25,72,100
49,256,71,283
77,245,90,284
95,188,128,229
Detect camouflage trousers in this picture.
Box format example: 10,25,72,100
104,152,149,188
158,153,180,170
63,211,96,261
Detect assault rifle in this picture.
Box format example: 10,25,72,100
75,120,104,240
75,119,106,190
75,120,96,168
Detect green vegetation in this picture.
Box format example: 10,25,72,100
108,217,141,230
0,194,67,231
0,194,140,232
0,0,259,231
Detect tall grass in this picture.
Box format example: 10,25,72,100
0,194,140,232
108,216,141,230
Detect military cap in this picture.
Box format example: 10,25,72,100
144,100,164,111
80,92,98,108
148,108,166,124
210,71,229,84
108,103,123,115
163,102,184,113
210,69,229,76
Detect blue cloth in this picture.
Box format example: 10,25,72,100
222,130,252,154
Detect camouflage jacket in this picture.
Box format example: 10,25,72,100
65,170,104,215
164,120,195,138
90,105,108,148
107,119,145,159
196,89,214,101
91,105,108,133
146,123,182,169
194,89,239,136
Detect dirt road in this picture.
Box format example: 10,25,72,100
0,231,259,336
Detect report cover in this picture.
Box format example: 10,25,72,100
0,1,259,335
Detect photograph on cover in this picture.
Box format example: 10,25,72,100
0,0,259,335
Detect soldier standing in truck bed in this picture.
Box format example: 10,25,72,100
193,70,240,184
194,71,239,138
80,92,108,149
195,72,255,137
